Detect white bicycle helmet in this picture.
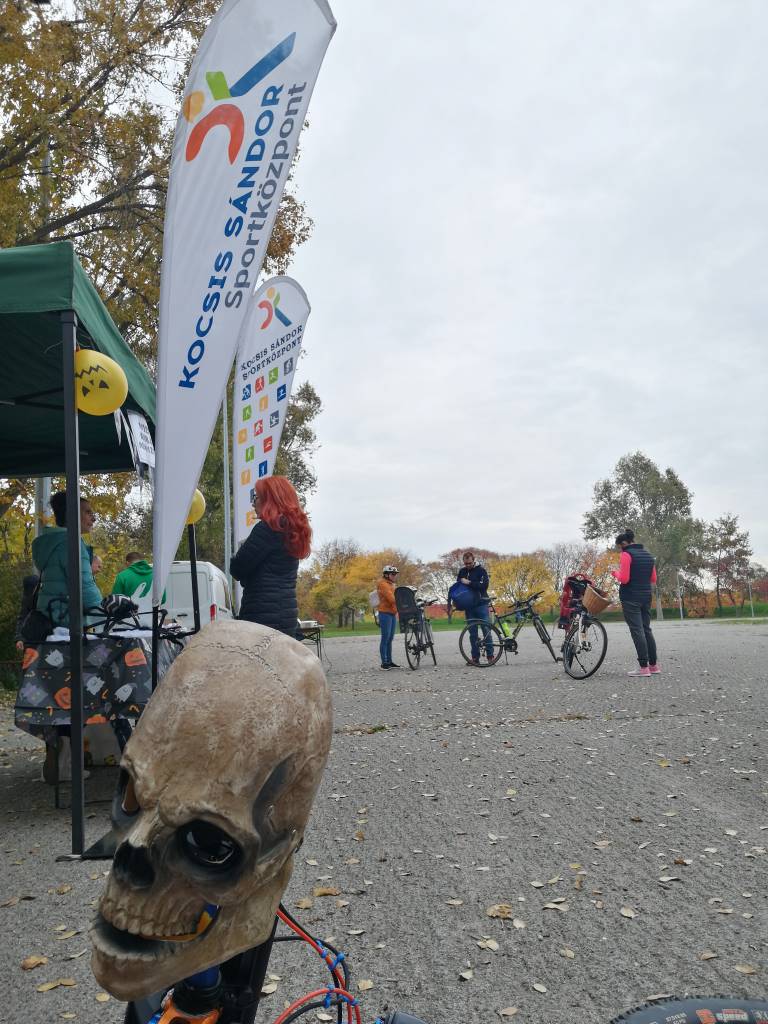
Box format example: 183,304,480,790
382,565,399,575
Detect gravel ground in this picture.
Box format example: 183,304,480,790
0,618,766,1024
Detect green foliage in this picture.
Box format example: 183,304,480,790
702,514,753,609
583,451,705,610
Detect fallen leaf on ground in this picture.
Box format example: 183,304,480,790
620,907,637,919
477,938,499,951
21,955,48,970
313,887,340,898
260,982,277,994
734,965,757,975
513,918,526,929
358,979,374,991
347,929,365,935
459,969,474,981
295,897,313,909
95,992,110,1002
699,951,719,961
446,898,463,906
533,982,547,993
658,876,681,884
64,950,87,960
37,980,62,992
594,839,611,849
561,948,576,959
487,904,513,919
353,831,365,842
56,930,79,940
498,1008,518,1017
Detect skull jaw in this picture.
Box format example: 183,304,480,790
90,862,291,1001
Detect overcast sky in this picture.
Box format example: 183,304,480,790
287,0,768,564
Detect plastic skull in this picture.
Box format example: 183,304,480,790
90,620,332,1000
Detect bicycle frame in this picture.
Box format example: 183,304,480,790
493,603,561,664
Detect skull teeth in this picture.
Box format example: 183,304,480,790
99,893,209,940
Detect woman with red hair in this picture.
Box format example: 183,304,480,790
230,476,312,636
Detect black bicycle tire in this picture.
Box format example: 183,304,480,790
563,616,607,679
609,996,768,1024
404,621,421,670
459,620,503,666
424,620,437,665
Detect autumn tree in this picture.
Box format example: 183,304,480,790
303,543,423,626
583,451,704,618
702,514,753,610
491,553,557,611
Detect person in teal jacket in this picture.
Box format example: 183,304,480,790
31,492,102,626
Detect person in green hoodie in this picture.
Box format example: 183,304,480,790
112,552,154,600
31,492,102,626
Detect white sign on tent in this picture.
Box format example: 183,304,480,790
152,0,335,605
232,277,310,546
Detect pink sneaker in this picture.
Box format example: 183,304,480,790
649,664,661,674
628,667,652,677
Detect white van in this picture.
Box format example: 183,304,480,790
163,561,233,626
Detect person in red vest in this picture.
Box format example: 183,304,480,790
612,529,660,678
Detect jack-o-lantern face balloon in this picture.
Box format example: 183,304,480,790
90,620,333,1000
74,350,128,416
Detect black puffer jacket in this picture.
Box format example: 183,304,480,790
230,521,299,636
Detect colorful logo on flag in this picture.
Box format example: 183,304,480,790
183,35,296,165
258,286,292,329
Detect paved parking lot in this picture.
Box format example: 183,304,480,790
1,618,766,1023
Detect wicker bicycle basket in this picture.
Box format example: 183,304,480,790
581,585,613,615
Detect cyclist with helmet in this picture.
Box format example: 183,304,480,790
377,565,400,669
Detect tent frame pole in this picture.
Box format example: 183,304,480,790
62,310,85,857
188,523,201,632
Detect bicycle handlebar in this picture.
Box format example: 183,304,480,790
507,590,545,609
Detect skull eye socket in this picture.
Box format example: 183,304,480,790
177,820,242,872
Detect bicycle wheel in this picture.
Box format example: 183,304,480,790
459,620,503,666
562,616,607,679
425,620,437,665
404,620,421,670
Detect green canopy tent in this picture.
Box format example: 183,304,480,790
0,240,155,475
0,240,156,857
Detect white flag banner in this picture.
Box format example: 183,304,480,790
152,0,336,605
233,277,310,546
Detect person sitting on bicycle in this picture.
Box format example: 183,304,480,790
452,551,493,666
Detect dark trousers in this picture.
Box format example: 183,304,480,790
621,601,657,667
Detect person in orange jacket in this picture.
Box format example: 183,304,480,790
376,565,400,669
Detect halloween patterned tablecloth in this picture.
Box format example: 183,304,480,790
14,635,181,732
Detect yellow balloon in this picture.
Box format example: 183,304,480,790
74,350,128,416
186,489,206,525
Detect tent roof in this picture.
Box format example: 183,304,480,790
0,241,156,476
